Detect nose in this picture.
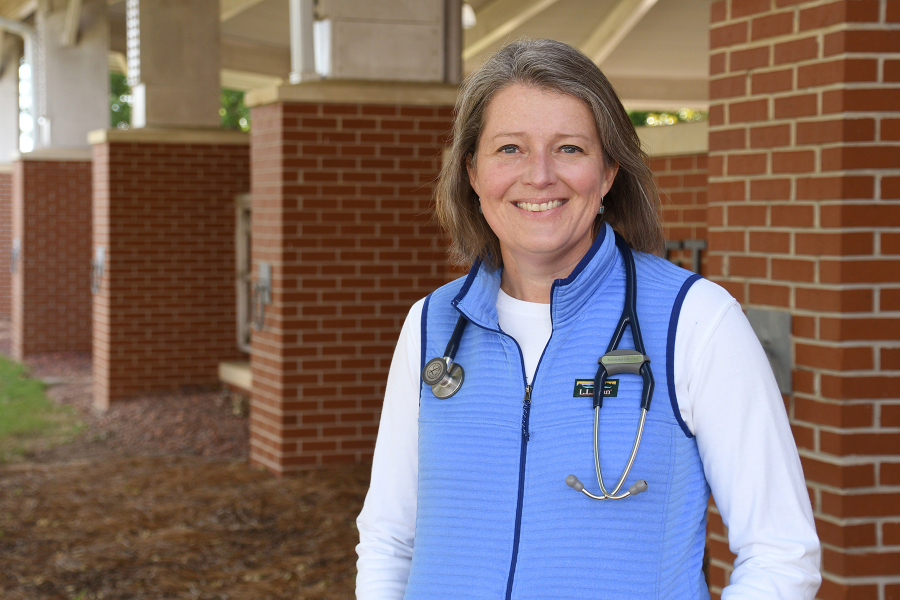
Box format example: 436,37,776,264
523,150,556,188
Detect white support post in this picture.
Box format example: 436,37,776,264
444,0,461,83
0,17,36,150
0,29,18,159
289,0,318,84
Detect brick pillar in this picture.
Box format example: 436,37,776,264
90,129,250,409
0,167,11,319
654,151,710,274
641,122,710,274
245,81,457,475
708,1,900,598
11,152,93,358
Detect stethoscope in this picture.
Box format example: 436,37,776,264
422,233,653,501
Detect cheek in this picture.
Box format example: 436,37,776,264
565,168,605,198
476,165,520,198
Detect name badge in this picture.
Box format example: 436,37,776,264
572,379,618,398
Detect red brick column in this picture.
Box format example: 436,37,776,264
653,151,710,274
91,130,250,409
246,82,457,475
0,167,11,319
11,153,93,358
708,1,900,598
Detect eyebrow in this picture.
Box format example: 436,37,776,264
489,132,593,141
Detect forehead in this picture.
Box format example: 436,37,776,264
480,84,597,139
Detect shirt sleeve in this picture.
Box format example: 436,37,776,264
355,299,424,600
674,280,822,599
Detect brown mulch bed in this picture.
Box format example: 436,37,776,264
0,320,370,600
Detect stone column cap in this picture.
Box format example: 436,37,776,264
638,121,708,157
12,148,93,162
245,79,459,108
88,128,250,146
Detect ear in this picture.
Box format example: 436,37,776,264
602,162,619,197
465,152,481,197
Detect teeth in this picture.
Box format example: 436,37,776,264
516,200,563,212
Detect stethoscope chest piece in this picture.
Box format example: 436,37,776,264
423,314,469,399
423,357,465,399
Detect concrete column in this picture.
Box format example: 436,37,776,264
126,0,220,128
9,0,108,356
34,0,109,149
92,2,246,408
707,1,900,598
314,0,447,82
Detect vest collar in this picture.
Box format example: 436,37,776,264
452,223,621,330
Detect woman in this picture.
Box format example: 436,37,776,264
357,39,820,599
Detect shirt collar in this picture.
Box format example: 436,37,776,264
452,223,621,329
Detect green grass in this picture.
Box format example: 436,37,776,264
0,356,85,461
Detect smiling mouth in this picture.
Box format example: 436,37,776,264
515,200,564,212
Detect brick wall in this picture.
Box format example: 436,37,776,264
0,169,11,319
708,1,900,598
92,138,250,409
654,152,710,274
248,99,454,475
12,159,93,358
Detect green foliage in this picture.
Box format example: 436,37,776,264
0,356,84,461
629,111,651,127
110,72,132,129
108,73,251,132
628,108,708,128
220,89,251,132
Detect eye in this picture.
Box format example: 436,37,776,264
560,145,583,154
499,145,519,154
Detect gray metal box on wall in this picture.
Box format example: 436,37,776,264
745,308,792,395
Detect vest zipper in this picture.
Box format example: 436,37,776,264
521,385,532,441
459,310,550,600
505,383,532,600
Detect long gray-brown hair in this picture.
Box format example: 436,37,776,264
436,39,664,271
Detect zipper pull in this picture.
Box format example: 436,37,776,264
522,385,532,441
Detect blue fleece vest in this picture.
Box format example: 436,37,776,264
406,224,710,600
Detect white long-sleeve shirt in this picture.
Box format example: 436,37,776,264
356,278,821,599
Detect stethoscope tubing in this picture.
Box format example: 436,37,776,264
591,406,648,500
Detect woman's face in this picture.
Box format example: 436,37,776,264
467,84,618,274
